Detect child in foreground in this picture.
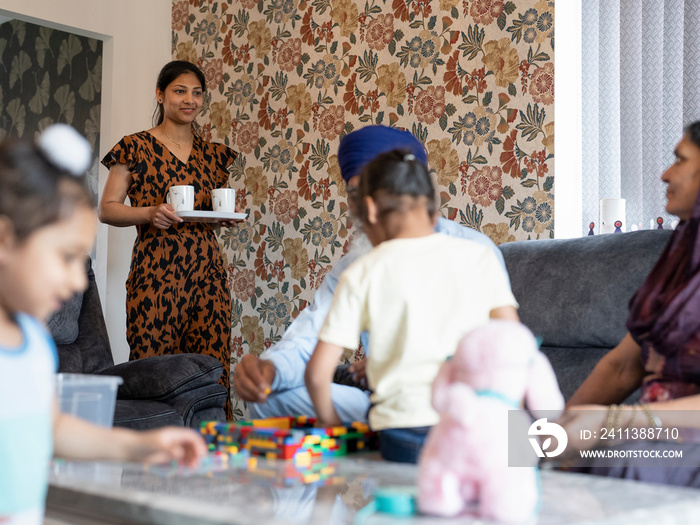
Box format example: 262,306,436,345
0,125,206,525
305,148,519,463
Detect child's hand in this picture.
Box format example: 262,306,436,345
315,414,343,428
131,427,207,468
306,340,345,429
348,358,368,387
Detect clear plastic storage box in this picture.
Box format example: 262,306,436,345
56,373,123,427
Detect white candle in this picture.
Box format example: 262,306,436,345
600,198,626,234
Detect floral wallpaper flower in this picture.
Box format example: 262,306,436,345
0,20,102,198
172,0,554,417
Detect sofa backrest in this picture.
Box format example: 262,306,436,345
51,260,114,374
499,229,673,349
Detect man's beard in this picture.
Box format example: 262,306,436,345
350,229,372,254
347,214,372,254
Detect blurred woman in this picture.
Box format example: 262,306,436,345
564,121,700,486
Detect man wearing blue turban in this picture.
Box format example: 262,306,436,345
233,125,510,421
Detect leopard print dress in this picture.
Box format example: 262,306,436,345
102,131,237,419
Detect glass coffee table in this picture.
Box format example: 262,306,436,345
47,452,700,524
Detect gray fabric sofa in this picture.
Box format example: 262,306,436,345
499,229,673,401
49,260,228,429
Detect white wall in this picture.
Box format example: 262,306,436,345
0,0,171,363
554,0,583,239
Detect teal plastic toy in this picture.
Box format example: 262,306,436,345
354,486,417,524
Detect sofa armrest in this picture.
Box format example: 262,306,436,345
99,354,224,403
167,383,228,427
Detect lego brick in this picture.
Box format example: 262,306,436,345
199,416,378,462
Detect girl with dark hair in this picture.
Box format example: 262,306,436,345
99,60,240,418
0,125,205,525
305,149,518,463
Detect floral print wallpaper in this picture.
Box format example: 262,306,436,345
171,0,554,416
0,20,102,198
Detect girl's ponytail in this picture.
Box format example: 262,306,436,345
359,148,436,221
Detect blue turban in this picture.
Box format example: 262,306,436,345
337,125,428,182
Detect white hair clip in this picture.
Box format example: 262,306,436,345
37,123,92,176
403,153,416,161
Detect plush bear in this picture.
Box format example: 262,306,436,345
417,320,564,523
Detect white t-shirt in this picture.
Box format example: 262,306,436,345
0,314,57,525
318,233,517,430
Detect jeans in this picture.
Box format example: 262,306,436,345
248,383,372,423
378,426,431,464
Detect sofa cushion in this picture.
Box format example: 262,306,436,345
56,342,84,374
47,291,83,345
540,345,611,401
541,345,641,403
500,229,672,349
113,400,184,430
99,354,224,402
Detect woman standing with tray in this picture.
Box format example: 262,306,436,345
99,60,240,419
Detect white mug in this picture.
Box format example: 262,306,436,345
211,188,236,213
167,185,194,212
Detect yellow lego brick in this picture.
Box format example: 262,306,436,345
304,473,320,483
320,438,336,449
304,435,321,445
252,417,293,429
201,421,218,433
294,451,312,467
247,438,277,450
352,422,371,433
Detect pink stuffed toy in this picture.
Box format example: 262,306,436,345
417,320,564,523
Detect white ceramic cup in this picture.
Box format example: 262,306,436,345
167,185,195,212
211,188,236,213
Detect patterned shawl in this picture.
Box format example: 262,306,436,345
626,191,700,357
